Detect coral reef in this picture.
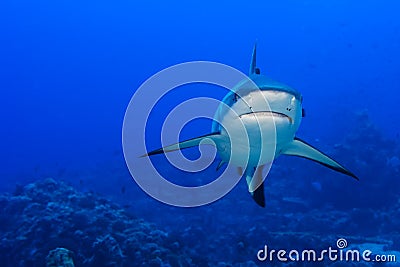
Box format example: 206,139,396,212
46,248,75,267
0,178,192,267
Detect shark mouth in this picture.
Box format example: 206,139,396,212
239,111,293,124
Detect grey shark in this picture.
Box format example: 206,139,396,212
143,44,358,207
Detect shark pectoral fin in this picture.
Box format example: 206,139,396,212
244,166,266,207
283,137,358,180
141,132,220,157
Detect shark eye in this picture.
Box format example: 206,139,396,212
233,93,239,103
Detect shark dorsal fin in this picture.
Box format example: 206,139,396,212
249,42,261,75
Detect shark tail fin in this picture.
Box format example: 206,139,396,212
249,42,261,75
252,181,265,207
141,132,220,157
244,165,266,207
282,137,359,180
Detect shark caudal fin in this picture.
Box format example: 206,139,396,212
141,133,221,157
282,137,358,180
243,165,266,207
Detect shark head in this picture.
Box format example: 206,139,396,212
211,44,304,163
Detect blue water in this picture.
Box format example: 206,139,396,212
1,1,400,266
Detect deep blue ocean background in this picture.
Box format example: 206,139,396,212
1,0,400,266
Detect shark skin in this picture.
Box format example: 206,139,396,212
143,44,358,207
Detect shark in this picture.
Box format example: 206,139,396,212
143,44,358,207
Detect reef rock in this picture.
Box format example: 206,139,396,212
0,178,191,267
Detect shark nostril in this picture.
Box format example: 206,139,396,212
286,107,292,111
